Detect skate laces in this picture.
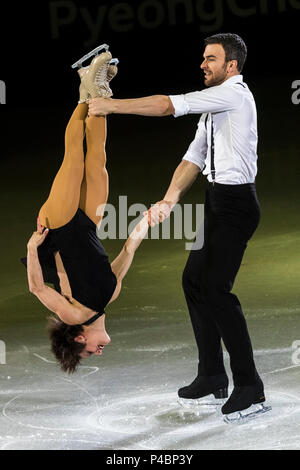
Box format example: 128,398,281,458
95,61,112,97
107,67,117,82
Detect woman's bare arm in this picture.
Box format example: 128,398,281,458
108,214,149,304
33,285,83,324
27,245,45,293
27,245,82,324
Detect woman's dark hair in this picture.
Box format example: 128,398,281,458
47,317,85,374
204,33,248,72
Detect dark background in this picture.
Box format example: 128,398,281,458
1,0,299,184
2,0,300,97
0,0,299,265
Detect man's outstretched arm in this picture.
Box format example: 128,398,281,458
148,161,201,226
88,95,175,117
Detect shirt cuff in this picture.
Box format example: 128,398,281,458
182,154,205,171
169,95,190,118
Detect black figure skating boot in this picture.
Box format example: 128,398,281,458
222,376,272,423
178,369,229,407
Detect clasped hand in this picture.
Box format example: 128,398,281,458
88,98,111,116
144,201,172,228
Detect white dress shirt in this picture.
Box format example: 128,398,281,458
169,75,258,185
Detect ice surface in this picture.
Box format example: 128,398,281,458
1,310,300,450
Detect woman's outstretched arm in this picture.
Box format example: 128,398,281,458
108,214,150,304
26,224,82,323
27,237,49,293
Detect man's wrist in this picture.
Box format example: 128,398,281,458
162,196,179,209
106,98,118,114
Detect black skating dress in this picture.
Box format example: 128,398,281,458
20,208,117,317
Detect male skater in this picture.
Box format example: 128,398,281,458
88,33,269,420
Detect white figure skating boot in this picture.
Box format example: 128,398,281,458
77,66,89,104
97,58,119,97
81,50,112,99
77,57,119,103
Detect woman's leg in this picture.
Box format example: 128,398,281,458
38,104,88,229
79,115,109,229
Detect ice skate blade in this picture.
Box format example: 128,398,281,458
223,403,272,424
178,396,226,409
71,44,110,69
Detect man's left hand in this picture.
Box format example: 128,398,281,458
88,98,113,116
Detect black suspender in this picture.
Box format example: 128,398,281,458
204,114,209,129
204,83,245,183
210,115,216,183
204,113,216,181
200,114,209,173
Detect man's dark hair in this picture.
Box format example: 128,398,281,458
47,317,85,374
204,33,247,72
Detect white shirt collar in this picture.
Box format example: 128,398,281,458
220,75,244,87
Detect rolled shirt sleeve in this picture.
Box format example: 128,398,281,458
182,114,208,171
168,94,189,118
169,84,244,117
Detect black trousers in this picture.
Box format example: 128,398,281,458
182,182,261,387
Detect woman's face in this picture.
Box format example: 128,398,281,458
74,317,111,358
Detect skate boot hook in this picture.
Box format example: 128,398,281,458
71,43,110,69
109,58,119,66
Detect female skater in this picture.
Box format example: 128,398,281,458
21,49,150,373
